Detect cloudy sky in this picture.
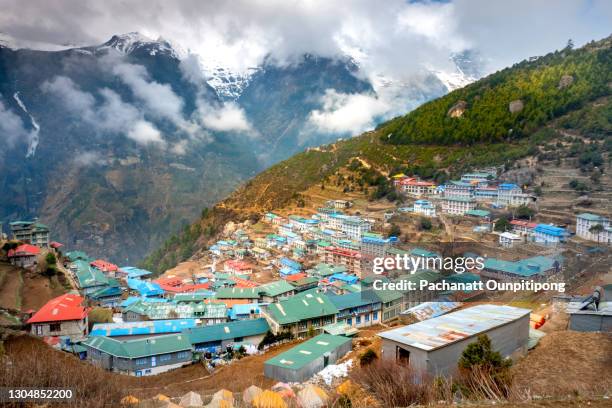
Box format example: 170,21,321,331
0,0,610,146
1,0,610,75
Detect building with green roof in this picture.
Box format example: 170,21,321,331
261,289,338,336
122,300,227,323
482,255,562,282
71,260,109,294
264,334,352,382
183,318,270,352
10,220,50,247
82,333,192,376
259,280,296,302
328,290,382,328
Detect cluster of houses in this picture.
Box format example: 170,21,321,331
392,169,535,217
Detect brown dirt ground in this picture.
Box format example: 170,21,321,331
0,263,22,310
513,331,612,397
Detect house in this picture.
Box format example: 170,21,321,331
440,197,476,215
360,233,396,258
7,244,40,267
122,300,226,323
510,220,537,236
443,181,475,200
499,232,523,248
91,259,119,276
90,319,199,338
127,279,165,297
288,276,319,293
481,255,562,282
465,209,491,221
566,286,611,332
323,247,362,277
261,290,337,336
183,318,270,352
27,294,88,340
259,280,296,302
118,266,153,280
378,304,530,376
374,289,404,322
329,290,382,328
340,216,371,240
264,334,352,382
308,263,347,279
576,213,611,243
224,259,254,275
83,333,192,376
534,224,568,245
497,183,533,207
88,283,123,307
9,220,50,247
400,179,436,197
265,212,284,225
71,260,110,294
461,172,494,183
215,287,261,302
413,200,437,217
228,303,262,320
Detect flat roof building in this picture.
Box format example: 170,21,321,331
378,304,530,376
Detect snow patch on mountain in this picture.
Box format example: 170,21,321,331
13,91,40,157
198,58,259,100
98,32,186,60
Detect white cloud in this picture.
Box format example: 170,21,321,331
308,90,389,135
198,101,254,134
128,120,165,146
2,0,610,83
0,96,34,150
41,75,167,147
109,58,186,125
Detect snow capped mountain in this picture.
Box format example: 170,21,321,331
96,32,186,59
200,62,259,101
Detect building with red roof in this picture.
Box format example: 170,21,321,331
7,244,41,267
510,219,538,236
91,259,119,276
323,247,362,277
27,293,88,340
400,179,437,197
224,259,254,275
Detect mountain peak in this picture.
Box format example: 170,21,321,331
100,32,184,59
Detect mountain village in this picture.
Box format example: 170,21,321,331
1,162,610,407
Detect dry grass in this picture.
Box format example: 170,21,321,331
0,334,127,408
513,331,612,398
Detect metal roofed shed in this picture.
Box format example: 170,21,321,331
378,304,530,376
567,286,612,332
264,334,352,382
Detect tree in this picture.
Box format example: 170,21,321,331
459,334,511,370
589,224,604,242
494,217,511,232
514,205,535,220
388,224,401,238
420,217,432,230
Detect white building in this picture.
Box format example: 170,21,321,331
340,217,371,240
440,197,476,215
497,183,533,207
499,232,523,248
413,200,437,217
576,213,611,243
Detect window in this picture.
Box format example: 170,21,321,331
135,358,148,366
396,346,410,365
373,311,378,320
176,351,190,360
356,316,361,325
49,323,61,332
365,314,370,322
159,354,171,362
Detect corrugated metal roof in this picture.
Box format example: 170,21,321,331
184,318,269,344
265,334,351,369
83,333,191,358
378,304,530,351
91,319,198,337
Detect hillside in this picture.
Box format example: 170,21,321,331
380,36,611,145
141,35,611,274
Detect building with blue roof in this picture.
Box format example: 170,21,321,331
329,273,359,285
328,290,381,328
127,278,164,297
90,319,198,338
120,296,169,308
119,266,152,279
534,224,568,245
228,303,262,320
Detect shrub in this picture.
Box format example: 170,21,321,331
420,218,433,230
359,348,378,366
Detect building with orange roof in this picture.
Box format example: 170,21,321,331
7,244,40,267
